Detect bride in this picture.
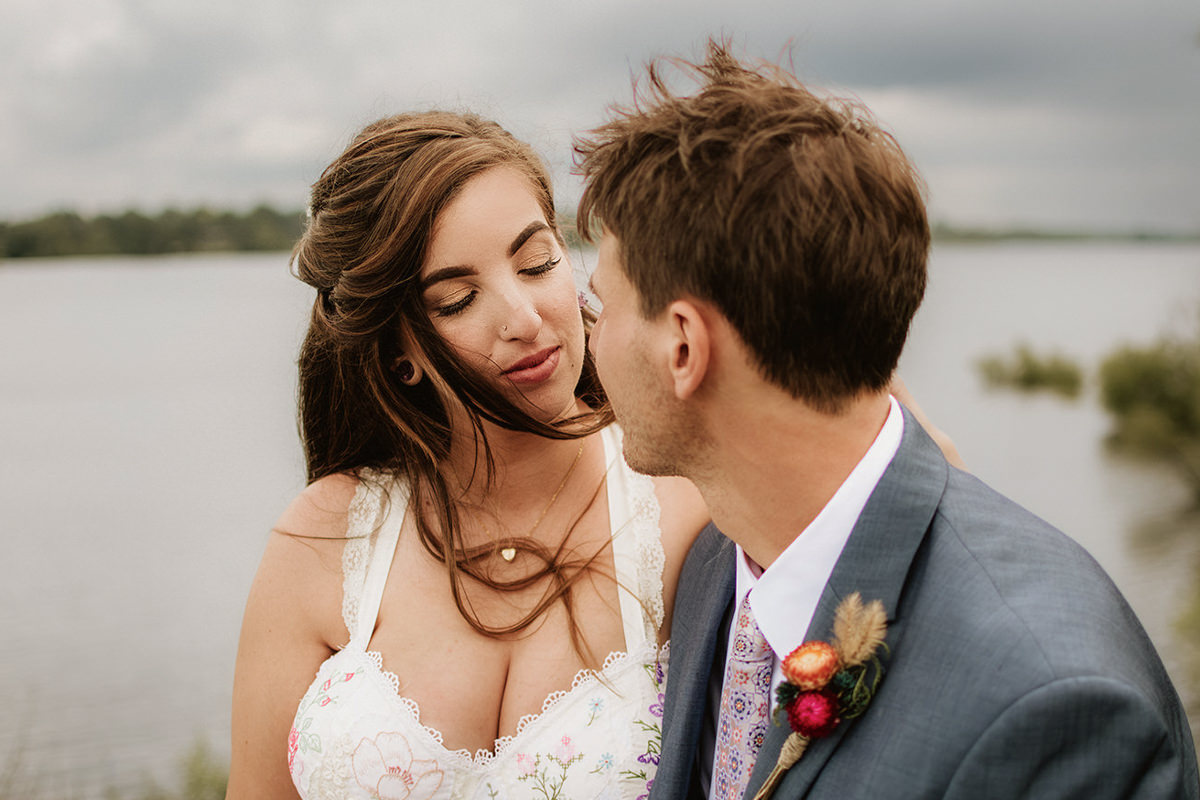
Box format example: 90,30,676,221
227,111,708,799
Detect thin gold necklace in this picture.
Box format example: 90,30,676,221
494,438,586,561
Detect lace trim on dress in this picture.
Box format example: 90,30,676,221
624,464,667,638
360,639,667,772
341,472,383,644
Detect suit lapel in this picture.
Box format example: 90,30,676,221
656,523,737,800
743,406,948,799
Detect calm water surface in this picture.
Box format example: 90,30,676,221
1,243,1197,796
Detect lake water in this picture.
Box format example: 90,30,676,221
1,242,1198,796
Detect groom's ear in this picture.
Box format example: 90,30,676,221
663,299,710,401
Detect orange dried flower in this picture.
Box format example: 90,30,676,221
781,641,841,691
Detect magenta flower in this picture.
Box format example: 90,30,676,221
785,690,840,739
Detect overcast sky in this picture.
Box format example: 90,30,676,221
3,0,1198,232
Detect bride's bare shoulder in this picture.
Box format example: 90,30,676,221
230,474,363,794
275,472,361,541
248,472,364,648
650,475,709,544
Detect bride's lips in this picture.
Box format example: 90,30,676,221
502,346,560,385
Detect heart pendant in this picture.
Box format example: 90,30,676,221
500,547,517,562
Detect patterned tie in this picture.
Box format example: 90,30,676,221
712,592,774,800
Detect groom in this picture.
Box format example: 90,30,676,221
576,41,1199,799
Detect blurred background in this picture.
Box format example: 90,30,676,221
1,1,1198,797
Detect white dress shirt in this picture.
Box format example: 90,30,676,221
701,396,904,799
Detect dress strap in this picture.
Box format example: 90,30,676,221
602,426,665,651
342,476,410,647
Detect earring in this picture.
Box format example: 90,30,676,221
394,358,422,386
578,291,587,309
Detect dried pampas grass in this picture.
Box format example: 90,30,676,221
831,592,888,667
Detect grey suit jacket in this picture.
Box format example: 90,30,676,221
651,407,1199,799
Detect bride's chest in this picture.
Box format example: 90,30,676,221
368,538,629,754
289,645,668,800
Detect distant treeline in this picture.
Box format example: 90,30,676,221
2,207,1195,259
931,223,1200,244
0,206,306,259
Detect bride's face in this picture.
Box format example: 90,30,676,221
419,167,585,422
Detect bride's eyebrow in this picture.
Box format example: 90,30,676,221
420,265,476,292
508,221,551,256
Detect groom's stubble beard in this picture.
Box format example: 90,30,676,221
611,339,707,480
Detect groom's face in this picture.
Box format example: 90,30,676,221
588,233,697,476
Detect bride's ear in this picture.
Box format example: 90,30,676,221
392,357,424,386
392,329,432,387
664,299,710,400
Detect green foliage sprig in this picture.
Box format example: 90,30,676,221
1100,336,1200,500
977,344,1084,399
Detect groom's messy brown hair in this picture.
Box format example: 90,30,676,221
575,39,929,413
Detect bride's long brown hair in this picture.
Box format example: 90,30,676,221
292,111,613,646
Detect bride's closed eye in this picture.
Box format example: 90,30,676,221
433,290,475,318
519,256,562,277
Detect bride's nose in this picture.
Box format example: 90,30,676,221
498,289,542,341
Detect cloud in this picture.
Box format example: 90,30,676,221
2,0,1197,231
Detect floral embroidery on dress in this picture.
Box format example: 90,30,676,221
585,698,604,726
515,736,584,800
590,753,615,774
352,732,445,800
289,725,302,773
293,669,360,775
620,660,666,800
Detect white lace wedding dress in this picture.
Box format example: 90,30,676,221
288,426,669,800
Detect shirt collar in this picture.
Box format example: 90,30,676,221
737,395,904,662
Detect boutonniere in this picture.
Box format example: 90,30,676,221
751,593,888,800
